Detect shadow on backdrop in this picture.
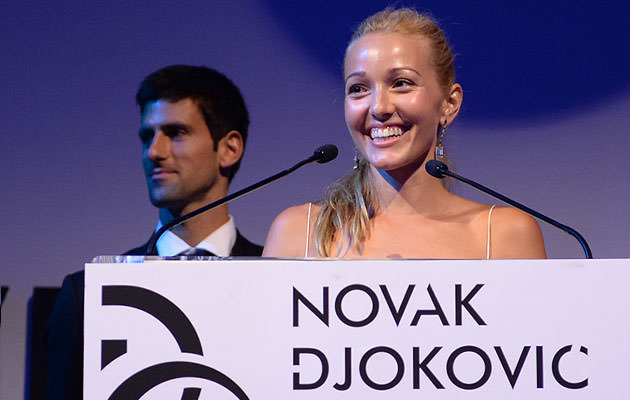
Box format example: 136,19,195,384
263,1,630,121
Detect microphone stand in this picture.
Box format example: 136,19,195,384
426,160,593,259
146,145,338,255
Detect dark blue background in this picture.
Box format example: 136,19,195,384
264,1,630,120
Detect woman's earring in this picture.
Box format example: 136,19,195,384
435,121,447,159
353,148,360,170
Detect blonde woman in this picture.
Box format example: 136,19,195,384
264,8,546,259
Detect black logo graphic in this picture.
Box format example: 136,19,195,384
101,285,249,399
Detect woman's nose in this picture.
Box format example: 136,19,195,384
370,88,394,120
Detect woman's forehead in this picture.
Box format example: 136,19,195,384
345,33,432,73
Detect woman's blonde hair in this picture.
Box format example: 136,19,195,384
347,8,456,92
314,7,456,256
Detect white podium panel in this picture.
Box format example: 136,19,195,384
84,259,629,399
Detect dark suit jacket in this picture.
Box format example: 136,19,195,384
123,230,262,256
44,231,262,400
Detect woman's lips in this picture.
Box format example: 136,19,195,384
370,126,403,139
368,126,406,147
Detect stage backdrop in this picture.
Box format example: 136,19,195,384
1,1,629,398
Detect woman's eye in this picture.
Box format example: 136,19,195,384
393,79,413,88
347,84,366,95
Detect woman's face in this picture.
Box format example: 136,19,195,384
344,32,456,174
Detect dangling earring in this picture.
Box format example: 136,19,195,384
353,147,360,170
435,120,447,159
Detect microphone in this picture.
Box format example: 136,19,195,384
313,144,339,163
425,159,593,259
146,144,339,255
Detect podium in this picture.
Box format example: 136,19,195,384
84,258,628,398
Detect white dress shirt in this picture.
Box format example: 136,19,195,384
154,215,237,256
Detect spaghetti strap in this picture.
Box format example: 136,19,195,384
486,205,496,259
305,202,312,257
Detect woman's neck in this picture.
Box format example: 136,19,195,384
370,161,453,216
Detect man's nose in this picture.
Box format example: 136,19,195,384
147,132,170,160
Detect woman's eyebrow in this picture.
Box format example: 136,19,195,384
389,67,422,76
344,71,365,84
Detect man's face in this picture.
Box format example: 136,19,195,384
140,98,222,214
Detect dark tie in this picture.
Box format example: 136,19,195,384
178,248,217,257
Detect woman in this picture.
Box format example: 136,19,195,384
264,8,546,259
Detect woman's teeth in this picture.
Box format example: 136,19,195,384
370,126,403,140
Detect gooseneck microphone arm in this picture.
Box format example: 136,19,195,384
146,144,339,255
425,160,593,259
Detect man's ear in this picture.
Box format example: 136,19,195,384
217,130,244,169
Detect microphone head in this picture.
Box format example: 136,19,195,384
425,159,448,179
313,144,338,164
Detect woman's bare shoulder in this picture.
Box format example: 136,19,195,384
489,206,547,259
269,203,321,230
263,203,319,257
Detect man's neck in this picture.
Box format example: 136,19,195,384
159,205,230,247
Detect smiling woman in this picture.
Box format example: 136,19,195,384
263,7,547,260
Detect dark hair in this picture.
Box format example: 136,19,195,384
136,65,250,181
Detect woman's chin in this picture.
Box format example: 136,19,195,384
367,158,398,171
369,156,420,171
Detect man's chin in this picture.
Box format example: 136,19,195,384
149,194,184,210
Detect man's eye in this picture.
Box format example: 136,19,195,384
164,127,186,138
139,130,153,144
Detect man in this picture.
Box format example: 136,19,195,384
44,65,262,399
